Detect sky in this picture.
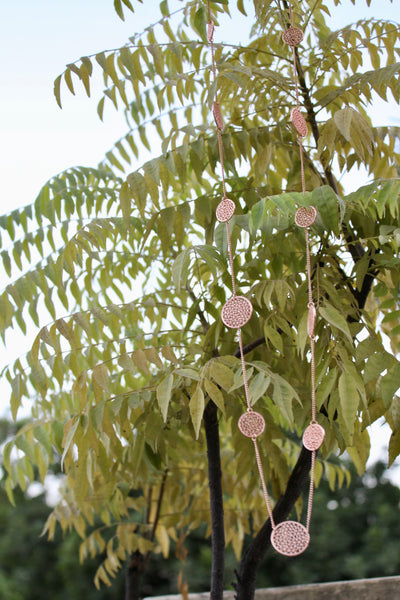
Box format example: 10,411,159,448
1,0,398,211
0,0,400,478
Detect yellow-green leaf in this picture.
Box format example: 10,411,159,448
189,385,204,439
157,374,173,422
338,371,359,434
319,303,352,342
204,378,225,414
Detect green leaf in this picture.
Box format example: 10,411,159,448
311,186,339,236
119,181,131,223
209,360,234,392
316,368,337,410
334,107,353,141
10,374,22,421
272,375,295,426
347,428,370,476
338,371,359,434
364,351,393,385
319,303,352,342
61,417,80,468
157,374,173,422
389,430,400,466
175,367,200,381
204,378,225,414
114,0,125,20
172,248,191,292
92,364,110,395
54,74,62,108
249,371,270,406
381,363,400,408
193,7,207,43
189,385,204,439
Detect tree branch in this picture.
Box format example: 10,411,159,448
204,399,226,600
125,551,145,600
234,447,312,600
234,336,266,358
186,284,210,335
125,471,168,600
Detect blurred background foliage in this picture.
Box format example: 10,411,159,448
1,0,400,596
1,413,399,598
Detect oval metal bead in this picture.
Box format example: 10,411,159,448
307,303,316,338
213,101,224,131
291,107,308,138
207,20,215,42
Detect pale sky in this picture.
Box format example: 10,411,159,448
0,0,399,475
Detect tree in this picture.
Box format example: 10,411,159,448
1,0,400,598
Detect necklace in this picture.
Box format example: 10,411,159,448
206,2,325,556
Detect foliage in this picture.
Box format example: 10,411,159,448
1,0,400,595
1,453,399,598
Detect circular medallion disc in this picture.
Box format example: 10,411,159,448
295,206,317,228
238,411,265,438
291,107,308,137
271,521,310,557
216,198,235,223
303,423,325,451
282,26,304,47
221,296,253,329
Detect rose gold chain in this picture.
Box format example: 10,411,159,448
206,1,324,556
285,2,325,541
206,1,278,532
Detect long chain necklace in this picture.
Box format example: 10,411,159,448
206,2,325,556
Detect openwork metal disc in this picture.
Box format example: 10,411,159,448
221,296,253,329
291,107,308,137
216,198,235,222
282,26,304,47
238,411,265,439
295,205,317,228
271,521,310,557
303,423,325,451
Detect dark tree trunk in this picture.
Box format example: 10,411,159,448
234,447,312,600
125,551,144,600
204,399,226,600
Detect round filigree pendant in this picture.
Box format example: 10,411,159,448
221,296,253,329
303,423,325,451
282,26,304,47
216,198,235,222
271,521,310,557
238,411,265,438
295,206,317,228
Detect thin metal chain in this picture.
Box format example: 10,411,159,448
288,2,319,534
207,0,323,550
253,439,276,528
289,5,301,110
306,449,316,529
226,221,237,296
207,10,227,199
238,331,251,411
206,1,277,530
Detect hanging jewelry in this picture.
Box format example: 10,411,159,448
206,1,324,557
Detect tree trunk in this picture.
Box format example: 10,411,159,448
235,447,312,600
125,551,144,600
204,399,226,600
